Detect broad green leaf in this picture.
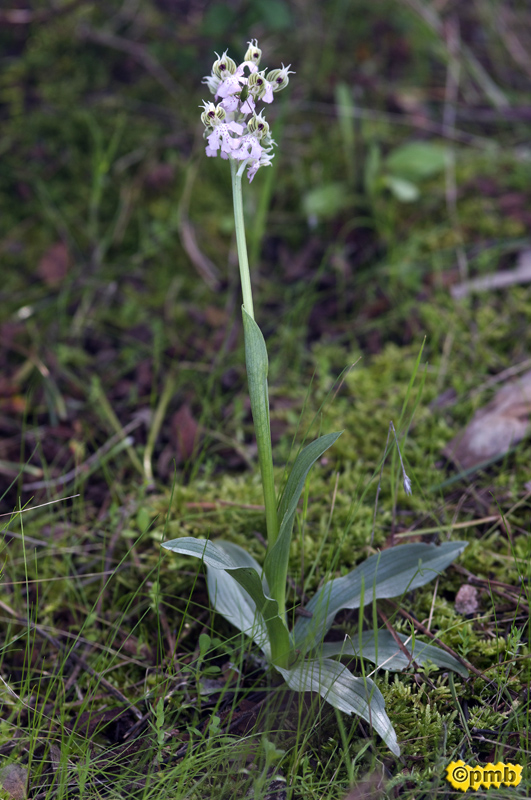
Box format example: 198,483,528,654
162,537,290,660
264,432,342,610
382,175,419,203
277,658,400,756
205,541,270,654
385,142,448,181
319,630,468,677
302,182,352,220
294,541,468,651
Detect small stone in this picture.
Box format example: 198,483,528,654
455,584,479,615
0,764,28,800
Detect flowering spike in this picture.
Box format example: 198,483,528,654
202,73,221,95
200,41,292,182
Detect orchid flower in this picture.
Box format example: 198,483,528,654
199,40,292,183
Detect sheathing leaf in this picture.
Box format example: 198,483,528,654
265,432,342,603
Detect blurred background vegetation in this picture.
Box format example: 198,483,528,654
1,1,531,796
2,0,531,514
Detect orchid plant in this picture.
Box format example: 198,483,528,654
162,41,468,756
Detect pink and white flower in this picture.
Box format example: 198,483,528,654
200,41,293,182
231,133,264,163
205,121,245,158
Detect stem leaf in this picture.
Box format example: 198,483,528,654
264,431,342,608
242,308,279,547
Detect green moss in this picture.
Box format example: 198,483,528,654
381,673,460,761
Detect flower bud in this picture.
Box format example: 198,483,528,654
247,70,267,99
247,113,270,139
212,50,237,79
243,39,262,67
200,101,226,127
265,63,294,92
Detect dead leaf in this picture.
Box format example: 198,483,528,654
342,771,388,800
0,764,28,800
443,370,531,471
37,242,70,286
171,404,199,463
48,743,62,773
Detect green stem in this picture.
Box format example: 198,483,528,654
230,160,254,319
231,161,279,555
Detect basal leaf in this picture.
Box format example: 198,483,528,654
319,630,468,677
302,182,352,220
162,537,290,659
277,657,400,756
205,541,270,654
383,175,419,203
386,142,448,181
294,541,468,651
